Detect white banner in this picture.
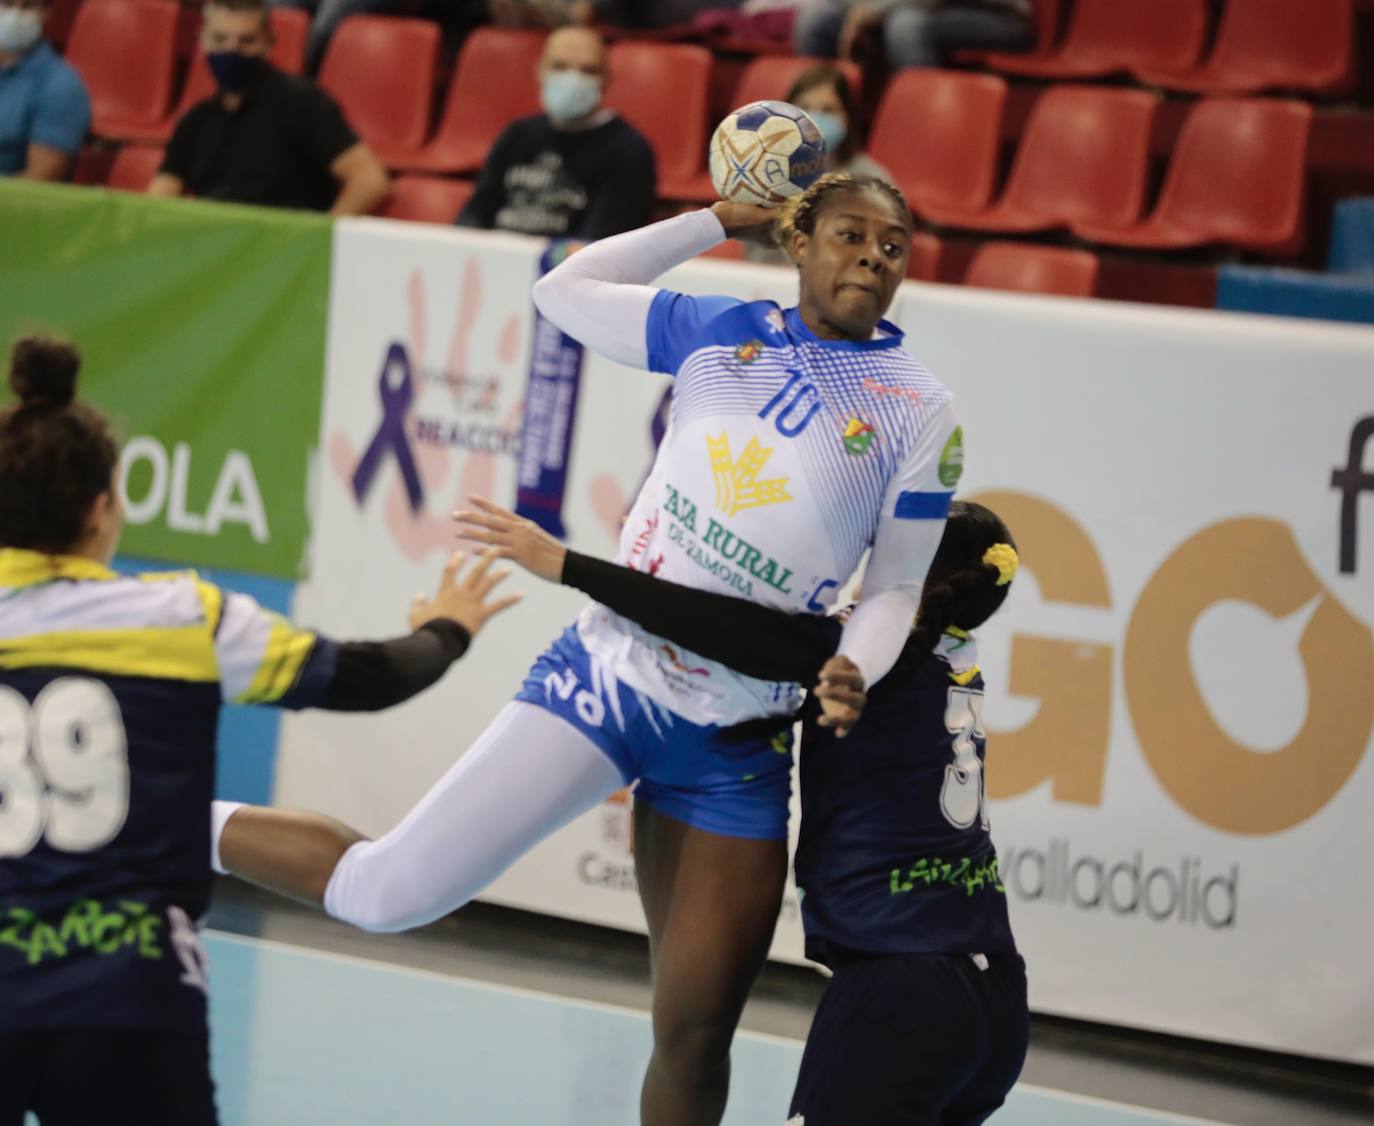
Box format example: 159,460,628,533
278,219,1374,1064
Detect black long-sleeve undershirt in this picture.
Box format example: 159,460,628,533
318,620,472,712
561,551,842,684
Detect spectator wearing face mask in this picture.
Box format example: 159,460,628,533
146,0,389,215
455,25,655,241
744,63,892,265
0,0,91,181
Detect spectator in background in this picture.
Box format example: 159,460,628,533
796,0,1033,70
488,0,593,28
593,0,740,30
270,0,483,74
457,25,655,241
0,0,90,180
147,0,389,215
745,63,892,264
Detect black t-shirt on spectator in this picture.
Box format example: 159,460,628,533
160,66,358,212
457,113,656,241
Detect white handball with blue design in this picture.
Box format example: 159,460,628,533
709,100,828,207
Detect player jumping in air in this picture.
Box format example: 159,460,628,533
0,337,518,1126
214,173,963,1126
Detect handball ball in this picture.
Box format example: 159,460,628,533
709,100,828,207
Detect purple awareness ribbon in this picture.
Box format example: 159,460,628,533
352,342,424,513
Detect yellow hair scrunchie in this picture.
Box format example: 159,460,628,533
982,543,1018,587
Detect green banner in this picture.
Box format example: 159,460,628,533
0,181,331,579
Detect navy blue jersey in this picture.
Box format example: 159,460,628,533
796,631,1014,966
0,549,336,1030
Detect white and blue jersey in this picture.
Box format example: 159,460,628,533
578,293,959,727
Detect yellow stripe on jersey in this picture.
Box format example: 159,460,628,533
0,548,119,589
0,626,220,682
193,580,226,636
948,664,981,687
235,614,316,705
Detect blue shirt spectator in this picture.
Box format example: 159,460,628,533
0,0,91,179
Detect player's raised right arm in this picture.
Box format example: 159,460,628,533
531,203,775,371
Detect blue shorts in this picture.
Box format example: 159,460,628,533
514,627,793,840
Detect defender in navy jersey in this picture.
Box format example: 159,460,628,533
451,497,1028,1125
0,337,519,1126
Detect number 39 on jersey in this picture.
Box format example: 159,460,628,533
0,679,130,858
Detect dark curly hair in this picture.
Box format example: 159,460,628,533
909,501,1018,654
774,171,913,256
1,335,120,553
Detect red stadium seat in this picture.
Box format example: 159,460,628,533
71,143,112,186
378,176,475,225
1136,0,1357,96
604,41,714,202
121,10,313,146
906,232,944,282
66,0,179,139
919,86,1158,234
1072,98,1313,255
393,28,546,176
982,0,1208,80
106,144,165,192
43,0,83,50
965,243,1099,297
968,0,1064,71
731,56,862,111
868,70,1007,220
318,16,440,165
268,7,309,74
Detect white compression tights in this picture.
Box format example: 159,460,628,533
321,702,625,933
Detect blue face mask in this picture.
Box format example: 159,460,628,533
0,8,43,54
207,51,264,94
541,70,601,124
808,110,848,156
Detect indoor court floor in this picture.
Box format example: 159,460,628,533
189,884,1373,1126
206,931,1226,1126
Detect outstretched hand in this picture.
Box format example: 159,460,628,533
452,496,568,584
408,548,522,637
814,655,866,739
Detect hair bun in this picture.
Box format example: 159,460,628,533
8,336,80,409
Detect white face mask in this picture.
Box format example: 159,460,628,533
0,8,43,54
541,70,601,124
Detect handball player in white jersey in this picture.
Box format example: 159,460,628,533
215,173,963,1126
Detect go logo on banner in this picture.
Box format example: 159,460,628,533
975,490,1374,835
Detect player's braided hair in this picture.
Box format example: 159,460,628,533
909,502,1018,656
774,172,914,255
0,336,120,553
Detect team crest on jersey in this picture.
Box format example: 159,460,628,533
707,434,793,516
842,417,876,456
734,339,763,365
